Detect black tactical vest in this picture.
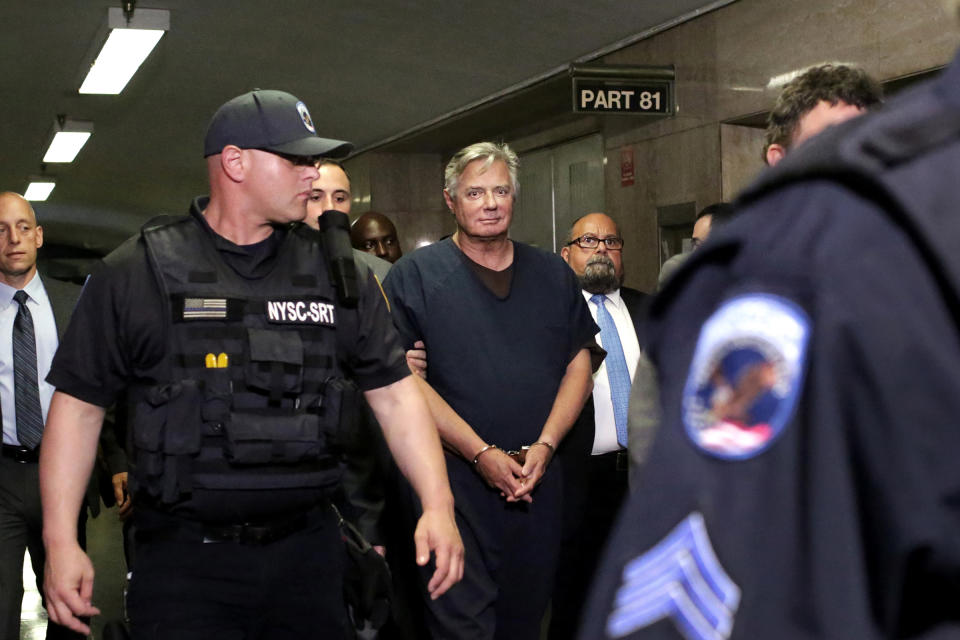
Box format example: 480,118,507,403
130,216,359,505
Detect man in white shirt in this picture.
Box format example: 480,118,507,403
0,191,83,640
552,212,649,640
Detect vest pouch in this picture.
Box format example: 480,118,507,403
245,328,305,398
223,412,322,465
132,381,201,453
319,377,362,453
201,367,232,424
131,381,203,501
130,393,165,492
132,397,168,454
163,379,203,455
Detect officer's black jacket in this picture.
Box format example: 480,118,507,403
581,50,960,639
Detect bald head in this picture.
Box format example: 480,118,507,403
0,192,43,288
351,211,402,263
560,212,624,294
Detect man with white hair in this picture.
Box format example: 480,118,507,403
384,141,598,640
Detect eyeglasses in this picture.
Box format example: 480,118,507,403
565,235,624,250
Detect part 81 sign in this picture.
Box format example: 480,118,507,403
573,79,673,116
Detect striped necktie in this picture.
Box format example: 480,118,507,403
13,290,43,450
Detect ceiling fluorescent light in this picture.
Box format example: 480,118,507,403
43,118,94,163
79,7,169,95
24,178,56,202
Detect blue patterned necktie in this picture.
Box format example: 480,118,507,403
12,290,43,450
591,294,630,448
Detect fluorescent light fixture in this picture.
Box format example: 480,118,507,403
79,7,169,95
24,178,56,202
43,119,94,163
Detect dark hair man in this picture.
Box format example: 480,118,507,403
764,63,882,166
351,212,403,264
552,212,648,639
308,159,352,217
581,38,960,640
383,141,598,639
38,89,462,638
305,160,393,293
305,160,423,374
306,154,427,638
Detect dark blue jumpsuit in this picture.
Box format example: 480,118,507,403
384,238,597,640
580,50,960,640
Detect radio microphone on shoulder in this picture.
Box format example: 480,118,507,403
318,210,359,307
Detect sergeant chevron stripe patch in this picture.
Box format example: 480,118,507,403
607,512,740,640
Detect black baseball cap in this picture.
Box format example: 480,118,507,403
203,89,353,159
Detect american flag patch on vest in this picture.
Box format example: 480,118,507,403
182,297,228,320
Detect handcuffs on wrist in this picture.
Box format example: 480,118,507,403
472,441,554,466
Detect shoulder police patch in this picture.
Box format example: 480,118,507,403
682,294,809,460
607,512,739,640
265,298,336,327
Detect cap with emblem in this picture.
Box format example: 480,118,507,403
203,89,353,159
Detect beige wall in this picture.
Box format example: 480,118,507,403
720,124,766,201
598,0,957,290
343,152,453,256
349,0,959,287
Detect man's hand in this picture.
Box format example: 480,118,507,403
413,506,464,600
40,392,105,636
43,541,100,635
513,442,554,499
406,340,427,378
111,471,132,519
365,376,463,597
475,448,533,503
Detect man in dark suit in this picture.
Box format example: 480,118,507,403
0,191,89,640
552,212,648,639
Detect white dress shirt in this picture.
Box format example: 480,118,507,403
0,274,58,446
584,288,641,455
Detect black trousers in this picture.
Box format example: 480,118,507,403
420,457,562,640
126,508,349,640
549,450,629,640
0,455,85,640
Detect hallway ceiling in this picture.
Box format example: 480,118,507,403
3,0,731,251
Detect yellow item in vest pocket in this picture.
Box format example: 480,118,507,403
205,352,229,368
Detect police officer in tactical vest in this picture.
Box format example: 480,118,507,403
38,90,463,639
580,12,960,640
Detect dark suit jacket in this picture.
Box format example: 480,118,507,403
619,286,650,349
558,286,649,536
42,274,121,518
42,273,81,340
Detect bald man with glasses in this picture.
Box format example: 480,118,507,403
554,212,649,640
